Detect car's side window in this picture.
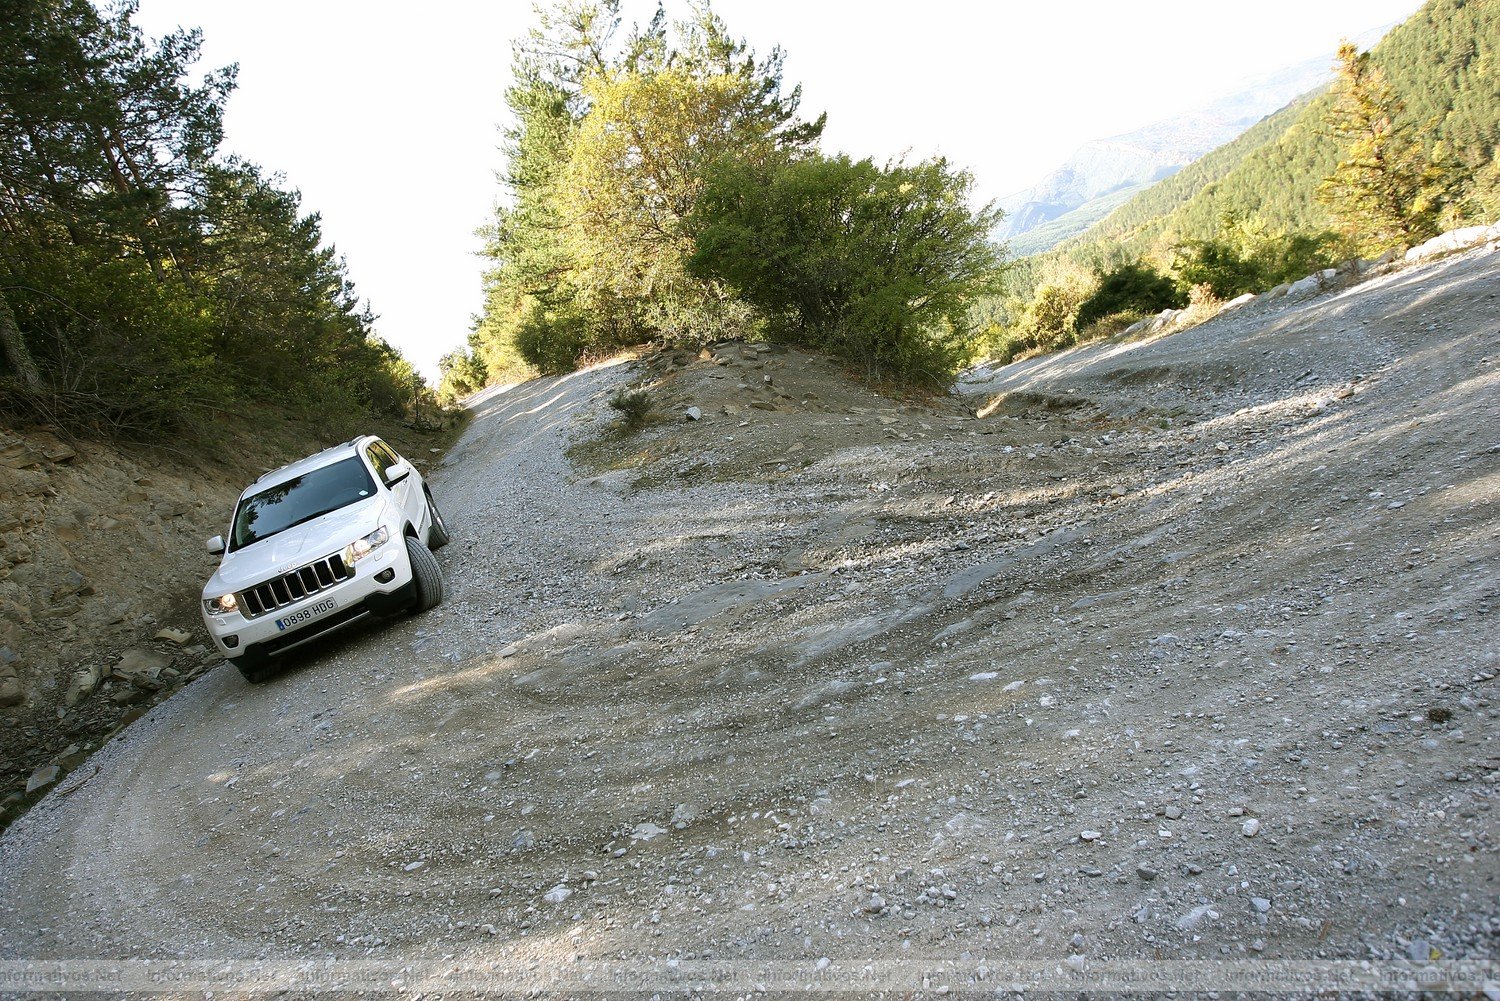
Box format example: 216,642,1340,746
366,443,396,482
376,442,403,469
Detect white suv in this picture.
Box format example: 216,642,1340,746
200,435,450,682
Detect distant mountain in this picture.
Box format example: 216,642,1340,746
997,25,1391,253
1006,183,1149,258
1047,0,1500,265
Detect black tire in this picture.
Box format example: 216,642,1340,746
231,649,270,684
424,489,450,550
406,535,444,612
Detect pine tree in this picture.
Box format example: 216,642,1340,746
1317,41,1444,253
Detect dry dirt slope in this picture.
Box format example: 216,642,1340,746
0,246,1494,995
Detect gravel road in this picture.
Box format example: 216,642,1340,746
0,248,1495,998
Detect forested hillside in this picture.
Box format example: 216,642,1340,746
988,0,1498,365
996,25,1395,254
0,1,422,443
1063,0,1498,264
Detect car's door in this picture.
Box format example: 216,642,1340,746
367,440,421,529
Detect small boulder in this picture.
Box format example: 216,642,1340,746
26,764,60,794
41,441,77,464
1286,274,1322,299
114,648,169,683
64,665,102,706
684,407,702,422
670,803,699,829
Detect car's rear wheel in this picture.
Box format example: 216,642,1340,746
425,488,450,550
231,649,271,684
406,535,444,612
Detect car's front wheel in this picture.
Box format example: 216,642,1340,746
231,648,271,684
406,535,444,612
424,488,450,550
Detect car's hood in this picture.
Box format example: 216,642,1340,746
205,496,387,595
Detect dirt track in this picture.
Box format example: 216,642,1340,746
0,247,1495,996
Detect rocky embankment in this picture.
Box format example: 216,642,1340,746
0,434,237,824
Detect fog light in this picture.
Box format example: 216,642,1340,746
223,635,239,649
375,568,396,584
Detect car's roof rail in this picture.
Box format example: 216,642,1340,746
251,438,364,484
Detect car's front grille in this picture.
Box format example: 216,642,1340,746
237,553,353,618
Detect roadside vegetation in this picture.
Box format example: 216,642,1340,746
5,0,1492,416
443,1,1000,394
0,1,434,445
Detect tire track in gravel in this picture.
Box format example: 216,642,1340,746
0,250,1495,989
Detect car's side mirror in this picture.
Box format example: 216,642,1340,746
206,535,225,555
384,463,411,488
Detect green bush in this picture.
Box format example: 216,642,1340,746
437,350,488,403
513,303,595,374
1171,217,1342,300
607,386,655,430
1076,262,1183,329
688,153,1001,386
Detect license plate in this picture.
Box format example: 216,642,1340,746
275,598,337,631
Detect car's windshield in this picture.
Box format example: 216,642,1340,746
230,456,375,551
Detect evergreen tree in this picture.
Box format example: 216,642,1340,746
473,1,825,372
0,0,418,437
1318,41,1444,252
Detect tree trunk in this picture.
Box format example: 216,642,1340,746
0,289,41,388
94,125,166,282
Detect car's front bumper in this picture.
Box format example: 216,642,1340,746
201,540,413,659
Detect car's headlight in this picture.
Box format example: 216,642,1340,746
204,593,238,615
343,526,391,566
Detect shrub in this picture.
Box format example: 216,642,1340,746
437,349,488,404
688,153,1001,386
1076,262,1183,329
608,387,655,431
1077,309,1149,343
1171,239,1262,300
1171,217,1341,300
513,303,595,374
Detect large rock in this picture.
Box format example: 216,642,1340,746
39,440,76,464
26,764,60,794
113,648,169,684
1405,225,1493,263
1217,292,1257,314
1285,273,1323,299
64,665,102,706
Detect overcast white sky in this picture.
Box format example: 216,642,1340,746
131,0,1425,380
